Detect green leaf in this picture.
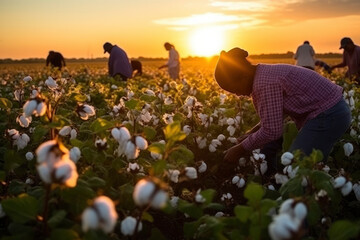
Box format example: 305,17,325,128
198,189,216,205
125,99,139,110
87,177,106,188
148,142,165,155
149,228,167,240
142,211,154,223
73,94,88,102
90,118,114,133
178,200,203,219
50,229,81,240
143,126,157,140
244,182,264,206
48,210,67,228
234,205,253,223
279,177,304,198
0,97,13,109
164,122,186,142
2,194,39,223
151,159,167,176
0,170,5,181
168,145,194,166
328,220,360,240
70,139,84,148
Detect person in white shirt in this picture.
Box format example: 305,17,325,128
159,42,180,80
294,41,316,70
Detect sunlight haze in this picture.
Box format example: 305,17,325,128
1,0,360,59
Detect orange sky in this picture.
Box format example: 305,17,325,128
1,0,360,59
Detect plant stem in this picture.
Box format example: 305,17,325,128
42,184,51,237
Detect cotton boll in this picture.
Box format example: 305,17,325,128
70,129,77,140
208,144,217,152
341,181,353,196
333,176,346,188
36,140,58,163
111,128,121,141
45,76,58,89
279,198,294,214
169,169,180,183
281,152,293,166
195,189,206,203
36,163,52,184
294,202,307,221
133,179,156,207
70,147,81,163
217,134,225,141
17,114,32,128
353,183,360,201
227,137,237,143
54,160,78,187
125,141,139,160
170,196,179,208
135,136,148,150
185,167,197,179
226,125,236,136
183,125,191,135
23,100,37,116
35,101,47,116
23,76,32,82
226,118,235,125
121,216,142,236
151,190,168,209
343,143,354,157
25,152,34,161
81,208,99,232
93,196,118,233
59,126,72,136
198,161,207,173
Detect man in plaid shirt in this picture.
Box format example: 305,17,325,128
214,47,351,167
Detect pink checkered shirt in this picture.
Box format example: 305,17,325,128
241,64,343,151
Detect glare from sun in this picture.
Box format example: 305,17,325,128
189,27,225,57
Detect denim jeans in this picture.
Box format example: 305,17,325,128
288,98,351,159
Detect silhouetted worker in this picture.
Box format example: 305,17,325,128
294,41,315,70
159,42,180,80
103,42,132,81
46,51,66,70
131,60,143,76
330,37,360,82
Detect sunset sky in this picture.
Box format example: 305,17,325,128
1,0,360,59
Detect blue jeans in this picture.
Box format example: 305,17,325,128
288,98,351,159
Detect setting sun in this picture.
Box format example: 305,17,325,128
189,27,225,57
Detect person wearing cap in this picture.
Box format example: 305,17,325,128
159,42,180,80
330,37,360,81
214,47,351,168
103,42,132,81
294,41,316,70
46,51,66,70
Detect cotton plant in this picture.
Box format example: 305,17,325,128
95,138,108,150
81,196,118,234
111,97,127,116
36,139,78,187
23,95,47,117
268,198,307,240
150,140,165,160
232,175,246,188
16,113,32,128
121,216,143,236
168,169,180,183
182,125,191,135
251,149,268,176
195,136,207,149
58,126,77,140
162,113,174,124
6,129,30,150
332,176,353,196
44,76,58,90
126,162,144,174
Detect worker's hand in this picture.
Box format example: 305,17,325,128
223,144,246,163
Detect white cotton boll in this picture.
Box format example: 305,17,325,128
169,169,180,183
343,143,354,157
35,140,58,163
183,125,191,135
21,133,30,144
59,126,72,136
125,141,139,160
81,208,99,232
227,125,236,136
275,173,289,185
260,161,268,175
135,136,148,150
353,183,360,201
184,96,196,107
25,178,34,185
54,160,78,187
227,137,237,143
170,196,179,208
209,143,217,152
294,202,307,221
121,216,142,236
281,152,293,166
45,76,57,89
185,167,198,179
198,161,207,173
333,176,346,188
37,164,52,184
237,178,246,188
232,176,240,184
151,190,168,209
35,101,47,116
268,185,275,191
119,127,131,142
83,105,95,116
211,139,222,146
322,165,330,173
217,134,226,141
341,181,353,196
195,189,206,203
226,118,235,125
350,129,357,137
348,89,355,97
25,152,34,161
164,96,173,105
93,196,118,233
23,76,32,82
279,198,294,214
17,114,32,128
133,179,156,207
70,147,81,163
268,214,297,240
349,97,355,106
23,100,37,116
215,212,225,218
111,128,121,141
111,84,118,89
144,89,155,96
196,137,207,149
70,129,77,140
301,177,308,187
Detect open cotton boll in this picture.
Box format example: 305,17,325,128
93,196,118,233
23,76,32,82
217,134,226,141
23,100,37,117
121,216,142,236
135,136,148,150
36,163,52,184
279,198,294,214
59,126,72,136
195,189,206,203
25,152,34,161
45,76,58,89
268,214,299,240
151,190,168,209
185,167,198,179
341,181,353,196
353,183,360,201
333,176,346,188
35,101,47,116
70,147,81,163
133,179,156,207
54,160,78,187
125,141,139,160
226,125,236,136
183,125,191,135
226,118,235,125
17,114,32,128
82,208,99,232
169,169,180,183
343,143,354,157
281,152,293,166
294,202,307,221
35,140,62,163
70,129,77,139
198,161,207,173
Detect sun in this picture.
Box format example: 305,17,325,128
189,27,225,57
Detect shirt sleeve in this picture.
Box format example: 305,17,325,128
241,83,284,151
